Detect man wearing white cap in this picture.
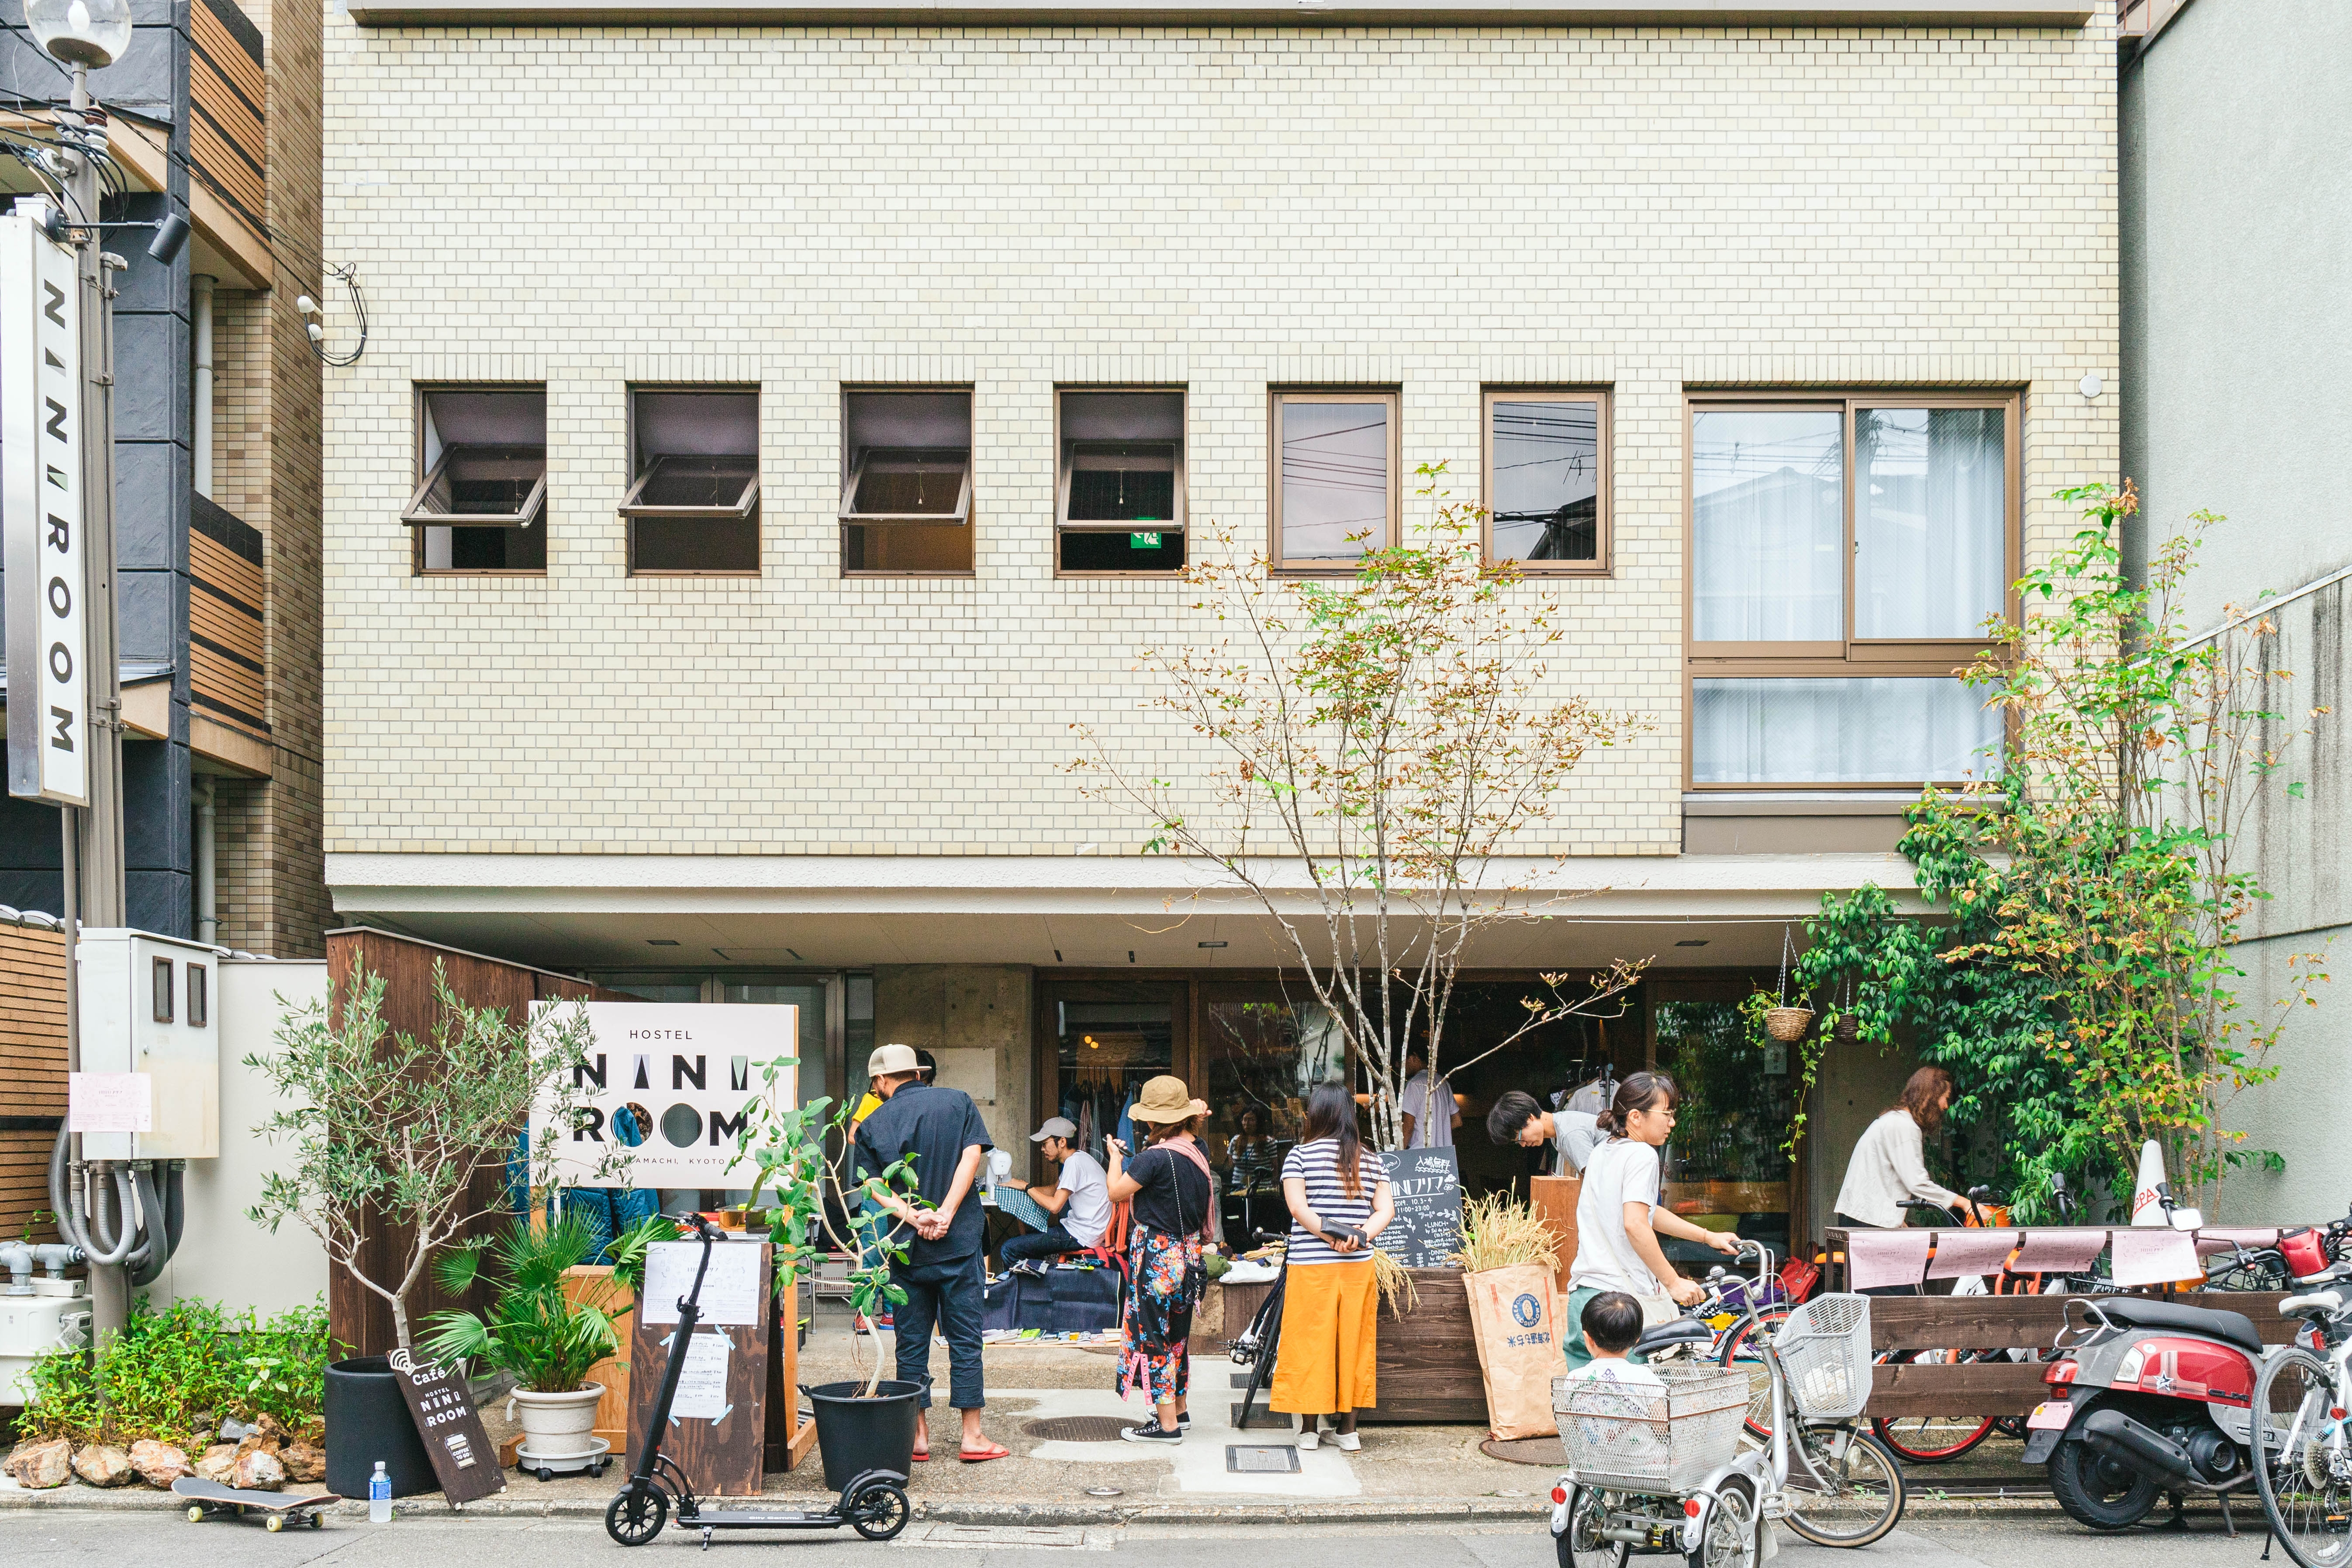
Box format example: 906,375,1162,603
1001,1117,1111,1276
853,1042,1006,1462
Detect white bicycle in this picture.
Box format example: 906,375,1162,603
2251,1223,2352,1568
1550,1242,1907,1568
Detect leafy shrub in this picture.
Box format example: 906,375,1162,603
10,1296,335,1448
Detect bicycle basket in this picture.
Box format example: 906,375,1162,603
1771,1292,1874,1421
1552,1363,1749,1495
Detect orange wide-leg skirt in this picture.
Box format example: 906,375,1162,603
1268,1261,1379,1415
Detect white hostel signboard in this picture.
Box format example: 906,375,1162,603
531,1002,796,1188
4,211,87,805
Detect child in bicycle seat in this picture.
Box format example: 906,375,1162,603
1564,1293,1667,1463
1565,1292,1664,1388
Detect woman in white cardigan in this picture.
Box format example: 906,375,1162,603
1832,1066,1981,1253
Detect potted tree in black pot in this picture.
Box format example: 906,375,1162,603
245,961,624,1498
728,1064,928,1489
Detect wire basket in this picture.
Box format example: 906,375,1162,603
1552,1362,1750,1495
1771,1292,1874,1421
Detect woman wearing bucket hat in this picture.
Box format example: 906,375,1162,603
1104,1075,1217,1444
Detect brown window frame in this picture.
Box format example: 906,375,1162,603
1269,388,1400,575
1682,391,2021,792
623,385,762,578
1480,388,1612,576
1054,386,1189,579
838,387,976,578
408,383,549,578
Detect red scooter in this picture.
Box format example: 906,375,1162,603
2024,1211,2352,1532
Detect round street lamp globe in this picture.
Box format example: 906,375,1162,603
24,0,134,68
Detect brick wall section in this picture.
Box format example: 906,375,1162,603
0,926,67,1245
320,21,2121,861
205,0,330,956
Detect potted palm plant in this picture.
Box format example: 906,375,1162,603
729,1061,928,1489
423,1211,659,1475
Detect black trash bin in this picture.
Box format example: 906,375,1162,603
325,1356,438,1498
806,1379,923,1491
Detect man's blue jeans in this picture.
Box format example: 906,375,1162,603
891,1253,985,1411
1001,1223,1084,1269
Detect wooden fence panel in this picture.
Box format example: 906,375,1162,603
0,925,67,1244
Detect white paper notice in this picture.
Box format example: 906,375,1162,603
69,1072,153,1133
640,1240,764,1326
669,1331,732,1423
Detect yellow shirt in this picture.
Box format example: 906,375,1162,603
850,1092,883,1126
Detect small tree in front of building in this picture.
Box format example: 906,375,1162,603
246,961,624,1349
1073,469,1647,1149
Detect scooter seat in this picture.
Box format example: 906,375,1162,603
1631,1319,1715,1358
2090,1298,2265,1355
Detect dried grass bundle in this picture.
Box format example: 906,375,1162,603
1372,1246,1419,1319
1450,1192,1561,1274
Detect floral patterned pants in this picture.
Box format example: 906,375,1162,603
1118,1227,1204,1409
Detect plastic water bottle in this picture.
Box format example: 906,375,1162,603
368,1462,391,1523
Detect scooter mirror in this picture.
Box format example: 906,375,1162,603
2169,1208,2205,1231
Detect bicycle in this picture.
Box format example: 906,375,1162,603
1228,1230,1290,1432
2250,1213,2352,1568
1554,1240,1907,1567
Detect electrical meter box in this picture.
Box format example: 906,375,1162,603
74,929,222,1160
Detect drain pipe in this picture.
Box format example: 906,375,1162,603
194,777,217,947
192,274,215,497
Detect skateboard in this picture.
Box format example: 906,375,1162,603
172,1475,343,1531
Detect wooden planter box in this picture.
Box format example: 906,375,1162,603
1197,1266,1487,1425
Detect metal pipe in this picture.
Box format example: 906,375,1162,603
194,777,217,945
2180,561,2352,652
191,274,214,497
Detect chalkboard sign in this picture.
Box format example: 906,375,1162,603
1377,1146,1463,1269
385,1349,505,1504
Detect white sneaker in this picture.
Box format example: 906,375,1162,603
1296,1426,1319,1451
1330,1430,1361,1452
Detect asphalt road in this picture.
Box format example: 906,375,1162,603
0,1508,2288,1568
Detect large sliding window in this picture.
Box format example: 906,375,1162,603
1686,396,2014,788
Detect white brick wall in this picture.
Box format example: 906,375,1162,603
321,20,2119,860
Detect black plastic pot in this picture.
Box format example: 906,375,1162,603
325,1356,437,1498
807,1379,923,1491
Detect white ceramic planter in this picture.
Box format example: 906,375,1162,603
508,1384,604,1462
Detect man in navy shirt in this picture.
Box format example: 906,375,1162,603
852,1043,1004,1462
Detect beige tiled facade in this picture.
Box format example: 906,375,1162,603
321,17,2120,865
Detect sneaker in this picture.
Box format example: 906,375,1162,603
1009,1260,1047,1279
1176,1412,1192,1431
1330,1430,1361,1452
1120,1421,1183,1445
1296,1426,1319,1451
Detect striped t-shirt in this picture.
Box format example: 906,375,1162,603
1281,1138,1388,1265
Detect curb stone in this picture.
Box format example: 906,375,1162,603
0,1482,2069,1526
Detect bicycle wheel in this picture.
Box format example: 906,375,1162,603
1715,1304,1793,1442
2252,1346,2352,1568
1556,1487,1631,1568
1870,1350,1996,1463
1233,1275,1287,1432
1784,1429,1906,1548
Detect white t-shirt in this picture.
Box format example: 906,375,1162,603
1564,1357,1668,1462
1565,1356,1664,1389
1554,1110,1602,1173
1056,1151,1112,1248
1567,1138,1664,1297
1398,1072,1457,1148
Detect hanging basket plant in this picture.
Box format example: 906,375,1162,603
1763,1006,1816,1043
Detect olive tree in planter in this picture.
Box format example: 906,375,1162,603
246,959,623,1349
728,1059,928,1485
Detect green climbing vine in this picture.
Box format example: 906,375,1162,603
1759,483,2329,1218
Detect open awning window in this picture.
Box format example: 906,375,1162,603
621,454,759,518
838,447,972,525
404,387,548,528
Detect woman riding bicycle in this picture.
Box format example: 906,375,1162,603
1831,1066,1980,1292
1563,1071,1740,1372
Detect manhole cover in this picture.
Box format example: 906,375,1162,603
1226,1444,1301,1474
1482,1436,1565,1466
1024,1416,1134,1443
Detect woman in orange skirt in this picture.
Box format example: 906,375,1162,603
1269,1081,1395,1449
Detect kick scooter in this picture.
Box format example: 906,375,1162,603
604,1215,911,1548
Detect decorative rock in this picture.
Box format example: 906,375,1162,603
250,1413,292,1447
280,1442,327,1484
71,1444,135,1487
298,1417,326,1448
193,1443,239,1483
7,1437,73,1489
128,1439,192,1488
230,1446,285,1492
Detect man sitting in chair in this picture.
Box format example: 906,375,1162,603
1000,1116,1113,1276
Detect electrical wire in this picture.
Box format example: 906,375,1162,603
309,259,368,367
